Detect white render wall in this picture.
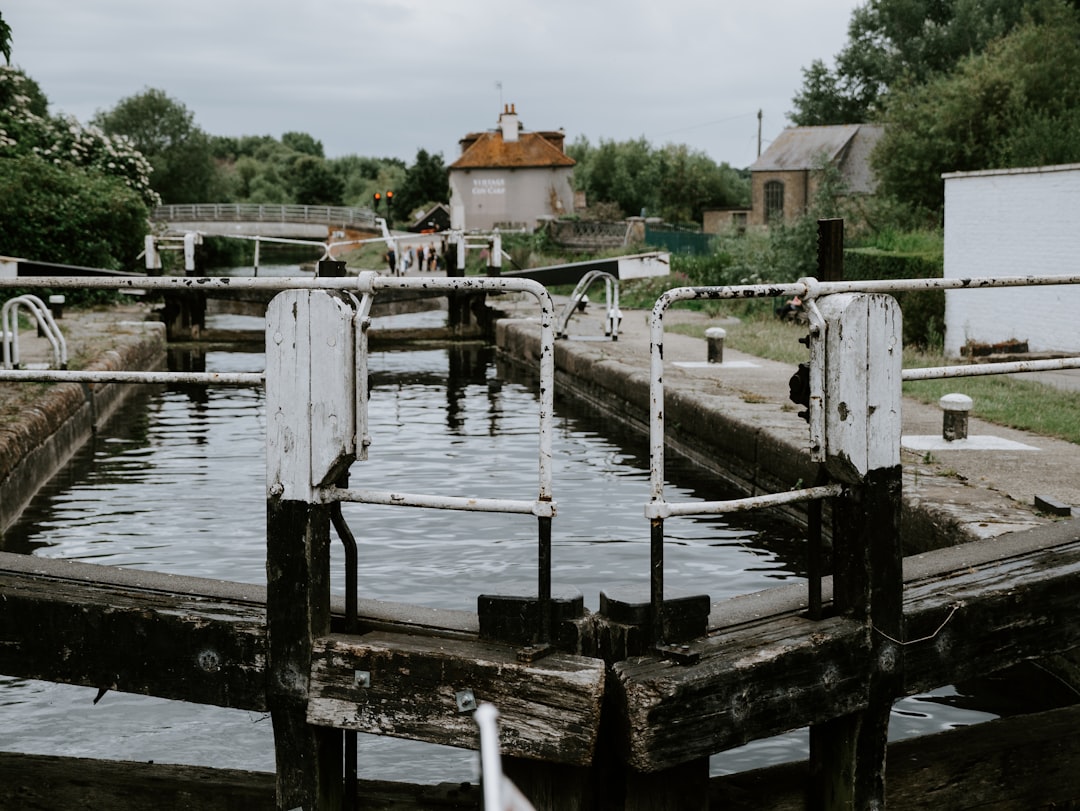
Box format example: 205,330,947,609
449,167,574,231
943,163,1080,356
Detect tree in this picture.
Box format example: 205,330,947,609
789,0,1061,125
568,136,748,223
872,1,1080,215
0,154,148,269
281,131,324,158
289,154,344,206
392,149,448,219
0,66,50,152
2,66,158,209
1,11,12,65
93,88,221,204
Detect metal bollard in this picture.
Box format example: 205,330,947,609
706,327,726,364
49,294,65,320
940,393,972,441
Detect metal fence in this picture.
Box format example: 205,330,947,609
152,203,377,229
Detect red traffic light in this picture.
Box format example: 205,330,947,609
386,190,394,203
373,192,382,207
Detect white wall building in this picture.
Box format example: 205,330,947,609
448,105,575,232
943,163,1080,356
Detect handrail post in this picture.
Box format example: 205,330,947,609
807,291,904,810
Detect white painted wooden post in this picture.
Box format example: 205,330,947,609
183,232,199,274
817,293,902,483
266,289,357,502
144,235,161,273
490,231,503,275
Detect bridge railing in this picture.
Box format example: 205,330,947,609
152,203,377,229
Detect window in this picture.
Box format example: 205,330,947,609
764,180,785,223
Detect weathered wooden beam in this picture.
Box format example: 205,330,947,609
711,702,1080,810
0,550,479,707
612,536,1080,773
307,631,605,766
0,551,268,711
613,614,870,773
899,537,1080,694
0,751,483,811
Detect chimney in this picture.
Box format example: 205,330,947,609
499,103,519,143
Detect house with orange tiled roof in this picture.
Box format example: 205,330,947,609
448,104,576,231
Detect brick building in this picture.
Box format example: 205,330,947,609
748,124,884,226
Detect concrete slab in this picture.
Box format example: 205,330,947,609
673,360,761,369
901,435,1040,452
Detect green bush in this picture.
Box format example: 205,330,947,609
0,154,149,270
845,248,944,347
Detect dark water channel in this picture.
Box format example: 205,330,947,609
0,295,1002,785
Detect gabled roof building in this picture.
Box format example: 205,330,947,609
448,104,576,231
748,124,884,226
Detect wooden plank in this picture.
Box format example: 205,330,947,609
307,631,605,766
265,289,355,502
0,551,480,711
0,560,268,712
0,751,482,811
818,293,902,481
899,538,1080,694
614,614,871,773
613,537,1080,773
711,703,1080,810
307,291,356,488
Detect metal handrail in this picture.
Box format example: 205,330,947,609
0,272,557,502
555,269,622,340
1,294,67,370
647,272,1080,516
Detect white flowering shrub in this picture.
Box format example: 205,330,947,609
1,66,153,270
1,66,159,207
38,115,160,207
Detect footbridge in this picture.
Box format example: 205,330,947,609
152,203,379,240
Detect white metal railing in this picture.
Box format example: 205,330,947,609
152,203,377,228
475,703,536,811
8,269,1080,649
647,271,1080,518
0,278,555,509
1,294,67,370
643,272,1080,633
555,269,622,341
1,272,558,617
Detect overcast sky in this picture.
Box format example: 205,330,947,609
4,0,861,170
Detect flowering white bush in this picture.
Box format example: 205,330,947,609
1,66,159,207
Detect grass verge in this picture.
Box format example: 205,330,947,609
667,313,1080,446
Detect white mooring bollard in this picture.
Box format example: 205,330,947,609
940,393,973,441
705,327,726,364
